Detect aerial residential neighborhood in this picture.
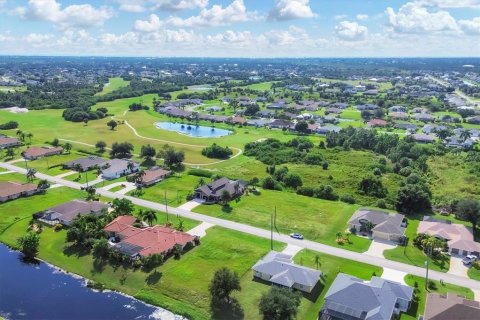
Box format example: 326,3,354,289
0,1,480,320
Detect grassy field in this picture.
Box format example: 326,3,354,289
129,172,202,207
95,77,130,96
468,267,480,280
401,275,474,320
384,219,450,272
0,85,27,93
194,189,372,252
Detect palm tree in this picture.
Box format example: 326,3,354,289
460,129,472,142
26,168,37,182
85,186,97,201
127,161,135,173
314,255,321,270
16,129,23,137
5,147,15,158
435,129,451,141
134,170,146,185
176,219,185,231
26,132,33,144
220,190,231,206
74,163,83,179
335,232,343,240
140,210,157,226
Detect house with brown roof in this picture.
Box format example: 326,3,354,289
22,146,63,160
195,177,246,204
423,293,480,320
0,181,40,202
104,215,198,259
368,119,388,127
418,218,480,256
0,136,21,149
34,199,108,226
134,167,171,187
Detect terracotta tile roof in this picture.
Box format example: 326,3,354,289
22,146,63,158
104,215,137,233
0,136,20,146
0,181,38,198
139,168,171,185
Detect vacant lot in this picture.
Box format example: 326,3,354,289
194,189,372,252
95,77,130,96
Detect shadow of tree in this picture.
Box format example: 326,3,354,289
145,270,162,285
221,205,233,213
91,258,107,274
63,244,91,257
211,297,244,320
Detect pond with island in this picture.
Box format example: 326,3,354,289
0,244,183,320
155,122,232,138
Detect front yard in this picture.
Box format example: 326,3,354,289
194,189,372,252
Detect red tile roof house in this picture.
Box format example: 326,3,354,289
133,167,172,187
0,181,40,203
367,119,388,127
22,146,63,160
0,136,21,149
104,215,198,260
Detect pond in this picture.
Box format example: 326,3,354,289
155,122,232,138
0,244,183,320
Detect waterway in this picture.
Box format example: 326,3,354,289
0,244,183,320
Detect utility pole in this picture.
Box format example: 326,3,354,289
85,171,89,188
165,190,169,222
270,211,273,250
425,260,429,290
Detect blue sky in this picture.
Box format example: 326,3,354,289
0,0,479,57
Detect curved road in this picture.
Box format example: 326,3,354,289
2,161,480,291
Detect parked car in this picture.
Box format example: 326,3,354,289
462,255,477,266
290,233,304,240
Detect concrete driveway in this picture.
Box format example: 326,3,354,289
365,239,397,258
381,268,407,285
187,222,214,238
448,255,469,278
178,199,203,211
281,244,303,257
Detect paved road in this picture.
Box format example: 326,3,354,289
2,161,480,291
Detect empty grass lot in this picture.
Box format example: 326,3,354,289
194,189,372,252
95,77,130,96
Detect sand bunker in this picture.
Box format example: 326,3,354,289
5,107,29,113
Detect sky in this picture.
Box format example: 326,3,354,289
0,0,479,57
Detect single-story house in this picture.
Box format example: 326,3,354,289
0,181,39,202
466,116,480,125
102,159,139,180
390,112,409,120
0,136,21,149
34,199,107,226
134,167,171,187
63,156,109,172
412,133,436,143
413,107,429,113
320,273,413,320
195,177,246,204
269,119,293,129
368,119,388,127
348,208,406,242
325,107,343,114
356,104,379,111
316,125,342,135
414,113,435,122
389,105,407,113
104,215,198,259
445,136,475,149
422,124,446,135
205,106,222,112
252,251,321,293
423,293,480,320
22,146,63,160
395,123,418,132
418,219,480,256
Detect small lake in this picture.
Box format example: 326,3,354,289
0,244,183,320
156,122,232,138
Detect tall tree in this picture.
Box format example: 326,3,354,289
107,120,118,130
209,267,241,304
456,199,480,230
17,232,40,260
95,140,107,153
111,198,134,215
258,287,302,320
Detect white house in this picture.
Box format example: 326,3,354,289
102,159,139,180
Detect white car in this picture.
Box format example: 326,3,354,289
462,255,477,265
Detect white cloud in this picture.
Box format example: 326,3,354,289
459,17,480,34
269,0,316,21
356,14,369,21
24,33,54,43
165,0,256,27
334,21,368,40
153,0,209,11
334,14,348,20
120,4,146,13
386,2,458,33
134,14,163,32
416,0,480,8
0,33,14,42
14,0,114,29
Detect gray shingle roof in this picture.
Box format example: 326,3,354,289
323,273,413,320
252,251,321,288
349,209,406,236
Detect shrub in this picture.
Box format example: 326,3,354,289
377,199,387,209
340,194,356,204
427,280,437,290
53,224,63,232
322,161,329,170
0,121,19,130
188,169,213,178
201,143,233,159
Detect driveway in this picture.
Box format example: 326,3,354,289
281,244,303,257
448,255,469,278
55,171,77,178
365,239,397,258
177,199,203,211
381,268,407,285
187,222,214,238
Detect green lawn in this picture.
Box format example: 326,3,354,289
384,219,450,272
95,77,130,96
194,189,372,252
129,172,202,207
401,275,474,320
339,108,361,120
468,266,480,280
